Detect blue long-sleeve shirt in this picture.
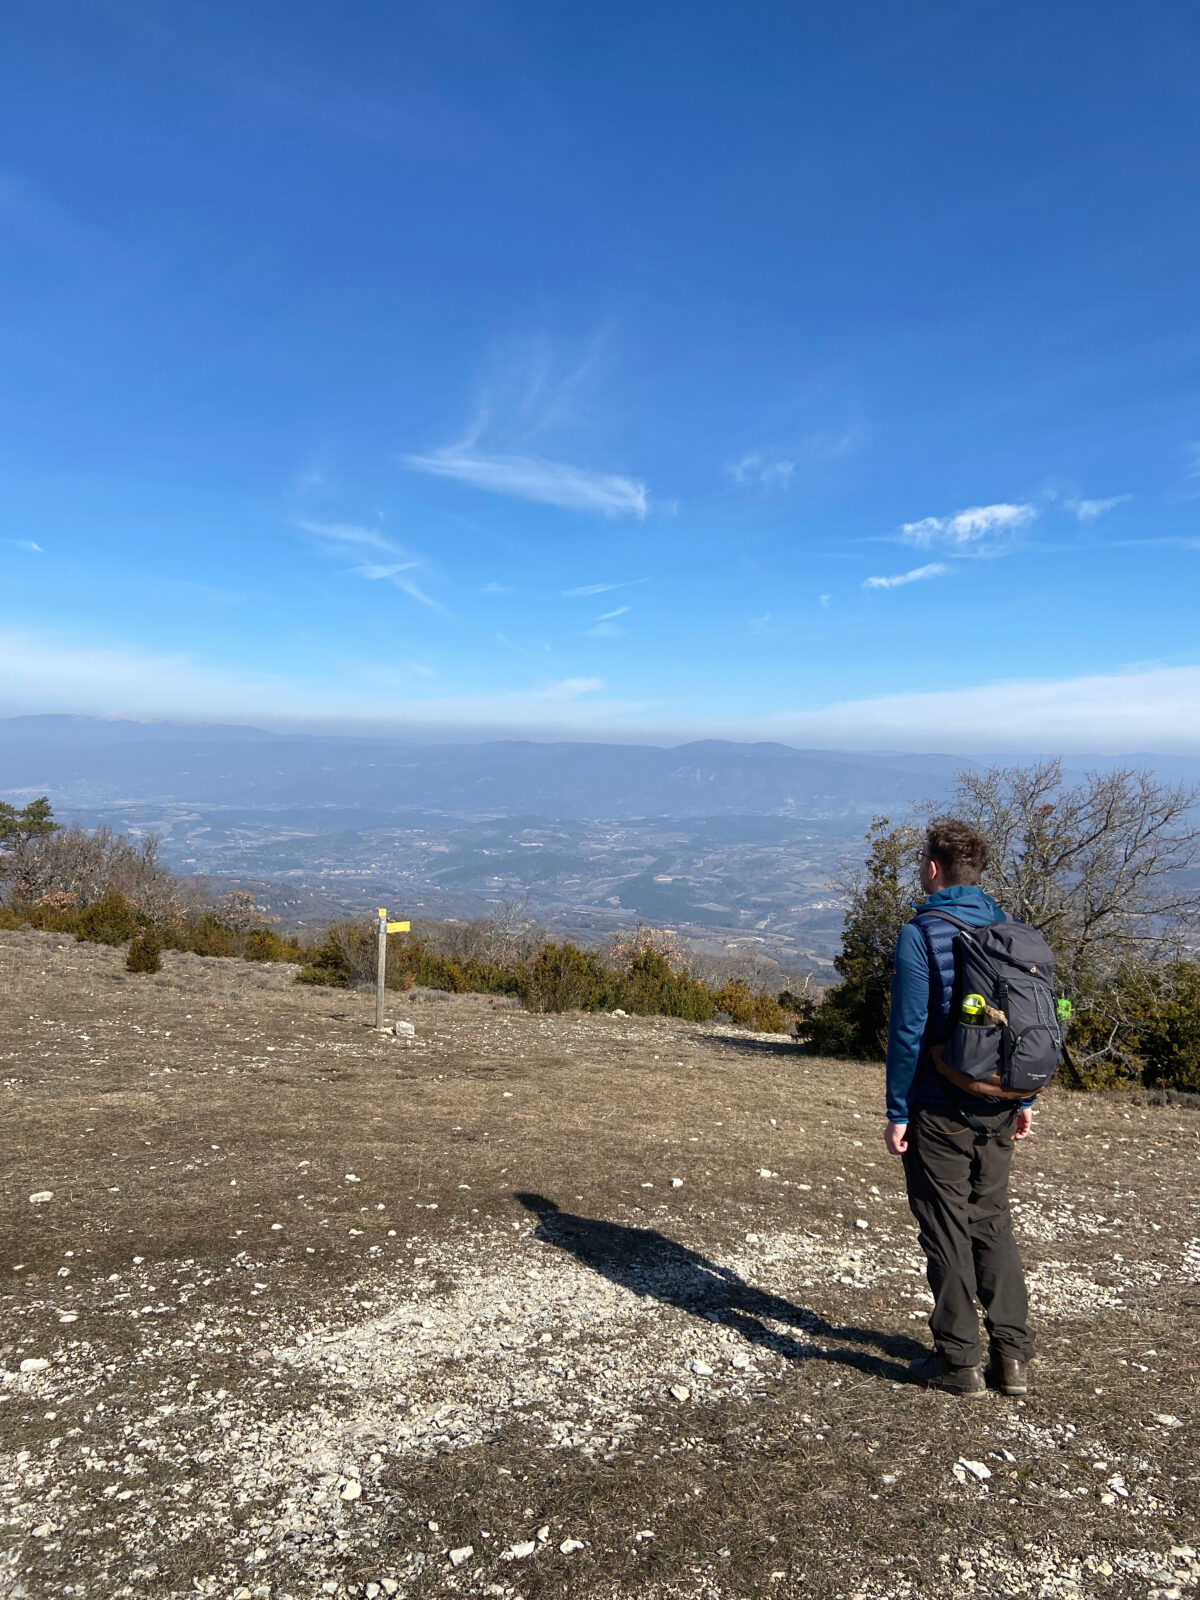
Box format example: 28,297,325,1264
885,885,1031,1123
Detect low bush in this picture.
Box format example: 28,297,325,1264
295,924,369,987
172,915,242,959
519,942,616,1013
76,891,139,947
713,979,786,1032
243,929,299,963
0,903,79,934
621,948,717,1022
126,929,162,974
803,981,873,1059
1135,961,1200,1093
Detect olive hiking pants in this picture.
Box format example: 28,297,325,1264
902,1105,1034,1369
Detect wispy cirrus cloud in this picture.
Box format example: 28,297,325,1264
350,561,441,610
1065,494,1131,521
585,604,631,638
4,538,43,553
562,580,644,597
804,425,869,462
726,426,866,490
298,520,442,610
725,451,795,488
748,611,789,636
863,562,947,590
901,502,1037,549
404,443,649,518
299,519,395,554
404,335,656,518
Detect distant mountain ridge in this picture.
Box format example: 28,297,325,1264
0,715,289,745
1,715,1197,820
0,716,959,817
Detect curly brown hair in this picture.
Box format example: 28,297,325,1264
924,817,990,886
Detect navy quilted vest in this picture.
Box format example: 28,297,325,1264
913,911,959,1042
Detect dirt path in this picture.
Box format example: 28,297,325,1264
1,929,1197,1600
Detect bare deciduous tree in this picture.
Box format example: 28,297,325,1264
216,890,278,932
608,924,689,975
480,896,547,964
2,825,205,921
415,899,549,968
945,760,1200,989
809,766,1200,1077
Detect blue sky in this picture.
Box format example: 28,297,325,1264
2,0,1199,750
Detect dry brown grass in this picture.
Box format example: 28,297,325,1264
1,928,1197,1600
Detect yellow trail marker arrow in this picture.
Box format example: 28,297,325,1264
387,920,409,933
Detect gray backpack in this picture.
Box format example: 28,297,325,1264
923,910,1066,1100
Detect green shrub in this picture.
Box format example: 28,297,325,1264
1,900,83,935
75,891,139,946
295,962,342,987
126,929,162,974
460,958,521,997
518,942,616,1013
1138,961,1200,1093
294,920,786,1025
713,978,786,1032
244,928,298,963
296,928,355,986
778,989,814,1016
620,948,717,1022
388,936,468,993
293,925,525,995
751,994,787,1032
178,915,241,959
803,981,873,1058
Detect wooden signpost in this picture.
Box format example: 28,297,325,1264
375,907,411,1030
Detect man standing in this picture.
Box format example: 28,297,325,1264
884,819,1035,1398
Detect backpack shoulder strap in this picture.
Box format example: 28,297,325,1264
913,908,1010,935
911,908,975,934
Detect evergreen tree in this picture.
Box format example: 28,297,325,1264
0,797,57,855
807,818,922,1060
126,928,162,974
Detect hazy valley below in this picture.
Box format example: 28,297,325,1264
4,716,1197,972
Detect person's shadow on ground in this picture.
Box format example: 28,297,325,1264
514,1193,923,1382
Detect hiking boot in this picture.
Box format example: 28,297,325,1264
909,1353,987,1397
986,1352,1029,1395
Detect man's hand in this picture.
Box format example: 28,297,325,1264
884,1120,909,1156
1014,1107,1034,1140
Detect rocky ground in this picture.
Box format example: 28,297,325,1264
0,927,1197,1600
